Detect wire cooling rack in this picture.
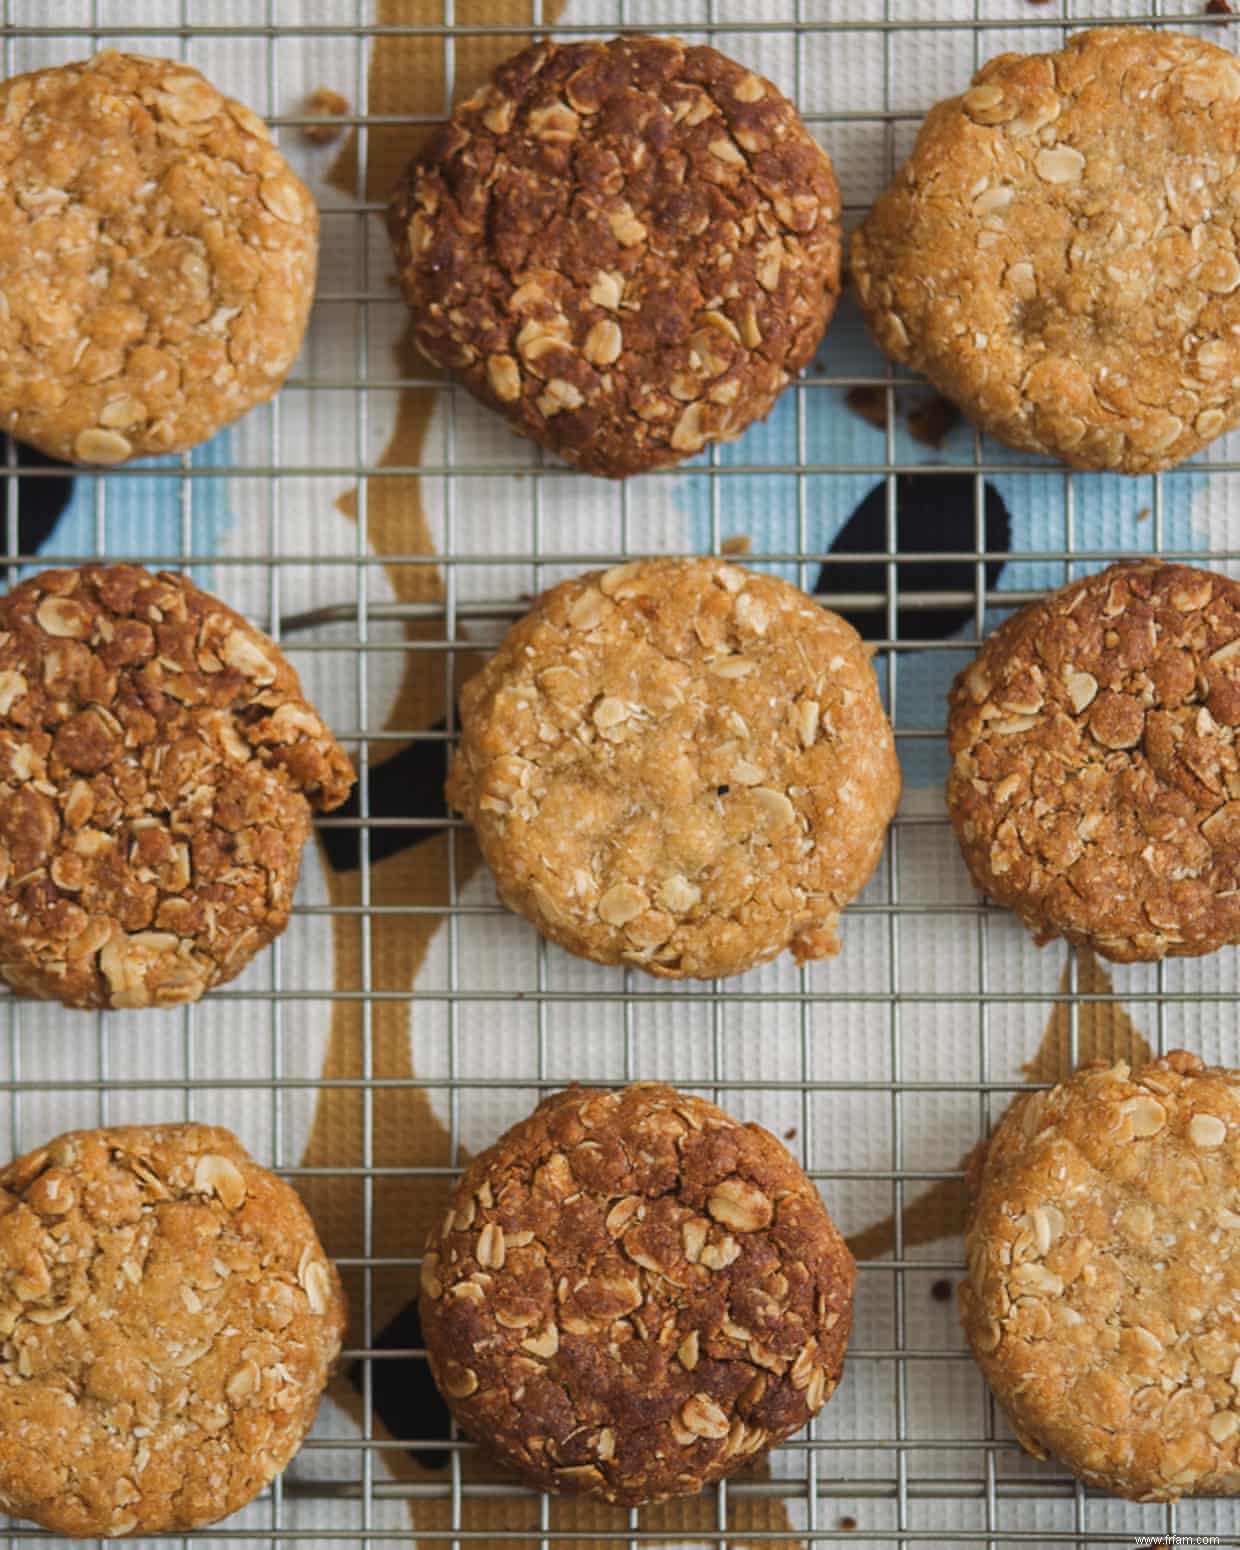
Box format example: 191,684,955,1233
3,2,1240,1548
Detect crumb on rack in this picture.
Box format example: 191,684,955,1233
908,394,960,450
1136,507,1151,522
1207,0,1233,15
721,534,752,556
846,385,888,432
304,86,349,144
931,1278,953,1302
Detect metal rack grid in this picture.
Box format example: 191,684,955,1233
0,1,1238,1547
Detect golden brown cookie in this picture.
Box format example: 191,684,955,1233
0,1122,345,1536
421,1083,854,1506
388,35,841,477
962,1051,1240,1501
947,561,1240,962
0,564,354,1008
852,28,1240,473
0,50,318,464
447,557,900,978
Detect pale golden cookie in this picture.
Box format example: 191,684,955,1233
0,50,318,464
948,561,1240,962
0,564,354,1009
447,558,900,978
421,1083,854,1506
389,35,841,477
963,1052,1240,1501
853,28,1240,473
0,1122,345,1536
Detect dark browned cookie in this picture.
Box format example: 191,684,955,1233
388,35,841,477
0,564,354,1008
947,561,1240,961
0,1122,346,1536
420,1083,854,1506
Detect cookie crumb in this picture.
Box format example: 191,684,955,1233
839,1516,859,1531
721,534,753,556
908,394,960,449
931,1277,953,1302
1206,0,1233,15
783,1125,798,1140
304,85,349,143
846,385,889,433
1136,506,1151,522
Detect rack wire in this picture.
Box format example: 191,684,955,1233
1,1,1239,1547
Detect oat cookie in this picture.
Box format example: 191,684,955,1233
0,564,354,1008
947,561,1240,962
447,557,900,978
962,1051,1240,1500
0,50,317,465
852,28,1240,473
0,1121,345,1535
388,35,841,477
421,1083,854,1506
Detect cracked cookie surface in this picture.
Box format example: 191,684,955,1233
420,1083,854,1506
0,50,317,464
0,563,354,1009
447,557,900,979
0,1121,345,1536
852,27,1240,473
388,34,841,477
947,561,1240,962
962,1051,1240,1501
